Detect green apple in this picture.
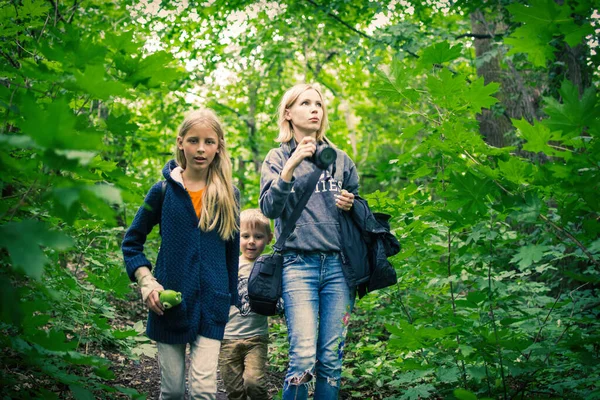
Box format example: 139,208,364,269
159,290,182,309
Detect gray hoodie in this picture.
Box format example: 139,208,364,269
259,139,359,252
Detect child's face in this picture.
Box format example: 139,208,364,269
240,222,271,261
177,124,219,174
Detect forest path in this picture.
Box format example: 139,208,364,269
111,346,283,399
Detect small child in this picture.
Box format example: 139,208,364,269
219,209,273,400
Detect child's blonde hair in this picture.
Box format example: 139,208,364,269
240,209,271,237
276,83,329,143
175,109,239,240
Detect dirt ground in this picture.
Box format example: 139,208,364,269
110,346,284,399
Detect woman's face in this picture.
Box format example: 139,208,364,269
285,89,323,137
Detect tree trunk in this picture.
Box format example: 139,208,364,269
470,10,541,148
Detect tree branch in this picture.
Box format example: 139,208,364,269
303,0,419,58
456,33,494,39
539,214,600,266
47,0,65,26
0,50,19,69
67,0,81,24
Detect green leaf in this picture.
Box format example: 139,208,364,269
28,329,77,351
509,192,543,223
0,220,74,279
0,4,17,20
560,19,594,47
52,187,82,222
420,41,463,65
94,366,115,380
543,80,599,139
467,77,499,114
426,69,466,110
20,0,50,19
106,113,138,137
498,158,535,185
513,118,570,158
73,64,130,100
436,366,460,383
401,383,435,400
505,25,554,67
402,123,424,140
112,329,139,339
69,385,95,400
373,62,420,104
449,171,495,216
505,0,589,67
563,271,600,283
506,0,570,27
122,51,184,88
86,184,123,205
467,290,488,304
132,343,158,358
18,96,103,150
104,30,142,54
0,278,22,325
510,244,550,270
114,385,143,397
454,388,478,400
86,264,130,297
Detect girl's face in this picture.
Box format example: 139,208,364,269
285,89,323,137
177,123,220,176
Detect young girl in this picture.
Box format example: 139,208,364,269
259,83,358,399
122,109,240,400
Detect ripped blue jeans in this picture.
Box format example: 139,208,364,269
281,251,355,400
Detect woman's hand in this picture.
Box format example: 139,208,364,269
281,136,316,182
335,189,355,211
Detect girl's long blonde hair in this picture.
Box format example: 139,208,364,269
276,83,329,143
175,109,239,240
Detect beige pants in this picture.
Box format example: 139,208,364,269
157,336,221,400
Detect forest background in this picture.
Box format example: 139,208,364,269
0,0,599,399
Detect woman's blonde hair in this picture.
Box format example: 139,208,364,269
175,109,239,240
276,83,329,143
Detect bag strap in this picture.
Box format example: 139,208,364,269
158,180,167,234
273,166,323,253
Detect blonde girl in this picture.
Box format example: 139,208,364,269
122,109,240,400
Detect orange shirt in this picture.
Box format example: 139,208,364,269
187,188,205,218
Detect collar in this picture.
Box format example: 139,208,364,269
170,166,186,188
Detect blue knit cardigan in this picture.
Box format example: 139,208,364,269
122,160,240,344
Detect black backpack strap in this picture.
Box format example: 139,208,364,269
273,166,323,253
158,181,167,234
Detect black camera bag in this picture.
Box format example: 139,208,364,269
248,165,324,316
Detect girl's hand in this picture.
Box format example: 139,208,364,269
335,189,355,211
137,270,165,316
281,136,316,182
146,288,165,316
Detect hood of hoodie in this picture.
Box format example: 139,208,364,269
162,159,186,189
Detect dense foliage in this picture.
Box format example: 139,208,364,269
1,0,598,399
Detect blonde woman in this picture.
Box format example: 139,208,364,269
122,109,240,399
260,84,359,399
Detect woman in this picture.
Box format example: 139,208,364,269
259,83,358,399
